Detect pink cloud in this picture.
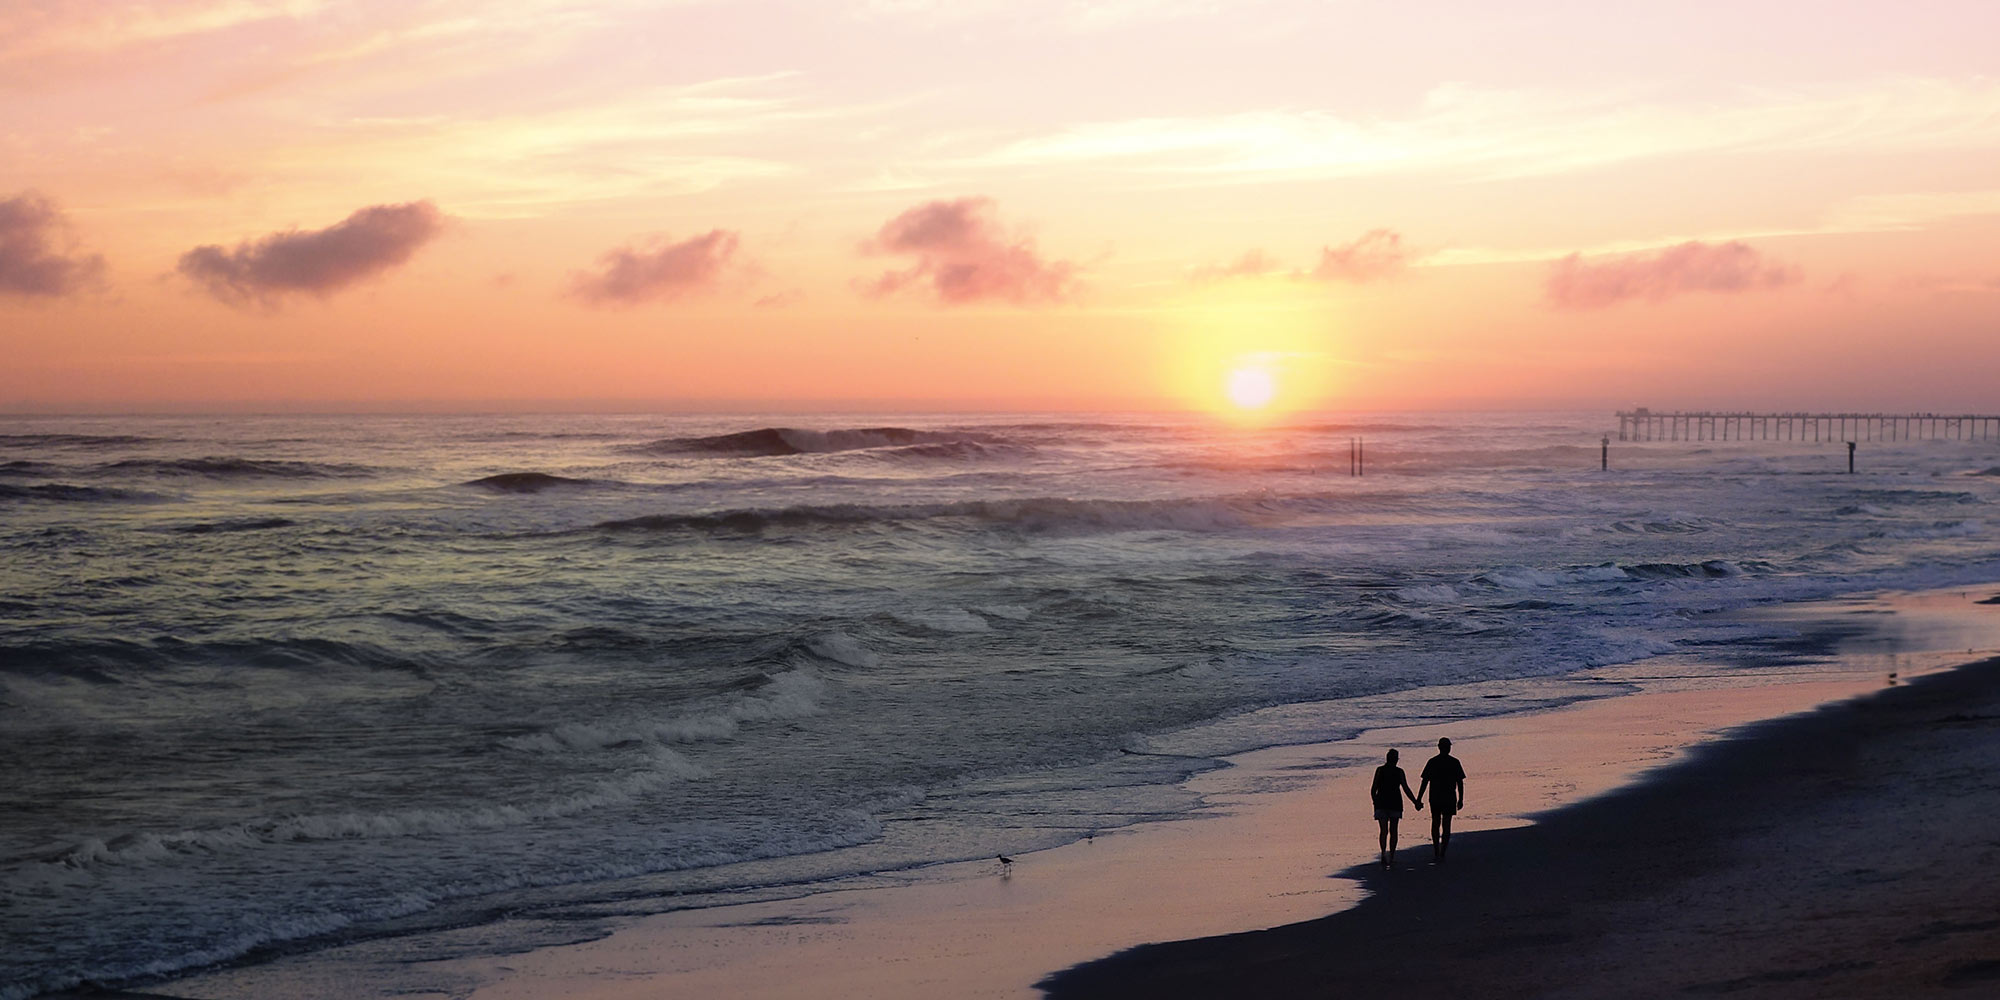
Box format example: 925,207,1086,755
569,230,740,306
177,201,444,306
1306,229,1409,283
864,197,1076,305
0,191,106,299
1545,240,1799,309
1189,249,1281,282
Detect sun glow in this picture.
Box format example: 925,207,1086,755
1225,364,1278,410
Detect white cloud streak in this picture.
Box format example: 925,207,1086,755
956,78,2000,183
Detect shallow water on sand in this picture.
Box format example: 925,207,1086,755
4,411,1999,997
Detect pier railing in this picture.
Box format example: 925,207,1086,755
1616,410,2000,443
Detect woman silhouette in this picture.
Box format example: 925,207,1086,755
1370,749,1421,867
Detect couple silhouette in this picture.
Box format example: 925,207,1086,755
1368,738,1465,867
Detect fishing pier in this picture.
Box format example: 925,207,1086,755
1617,409,2000,443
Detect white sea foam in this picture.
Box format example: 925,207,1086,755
808,631,883,668
1396,584,1460,602
892,608,992,633
503,670,831,752
1474,564,1631,590
51,749,708,870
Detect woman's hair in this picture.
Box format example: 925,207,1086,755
1386,749,1398,762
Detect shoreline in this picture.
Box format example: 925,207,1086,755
1043,653,2000,999
144,588,2000,1000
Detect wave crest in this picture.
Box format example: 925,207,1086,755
0,483,167,504
102,457,376,479
628,426,1007,458
592,495,1267,537
464,472,597,493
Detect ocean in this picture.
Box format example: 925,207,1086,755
4,411,1998,998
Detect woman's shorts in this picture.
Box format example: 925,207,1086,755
1374,807,1402,821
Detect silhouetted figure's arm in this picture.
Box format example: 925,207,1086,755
1402,774,1419,806
1414,776,1429,810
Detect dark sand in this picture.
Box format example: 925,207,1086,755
1043,657,2000,1000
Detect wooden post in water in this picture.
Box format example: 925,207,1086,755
1848,441,1856,474
1601,435,1609,471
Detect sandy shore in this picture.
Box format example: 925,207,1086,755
1045,655,2000,999
146,590,2000,1000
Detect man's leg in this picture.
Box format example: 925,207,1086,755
1439,813,1452,859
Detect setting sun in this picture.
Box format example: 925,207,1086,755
1225,364,1278,410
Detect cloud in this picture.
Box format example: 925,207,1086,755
568,230,740,305
1306,229,1409,283
177,200,444,305
864,197,1076,304
959,78,2000,185
1188,249,1280,282
0,191,106,299
1545,240,1798,309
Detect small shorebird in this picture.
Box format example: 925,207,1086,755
997,854,1014,866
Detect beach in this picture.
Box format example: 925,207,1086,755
140,588,2000,1000
1047,652,2000,999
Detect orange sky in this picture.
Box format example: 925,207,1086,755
3,1,1998,413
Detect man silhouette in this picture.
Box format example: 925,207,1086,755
1415,737,1465,861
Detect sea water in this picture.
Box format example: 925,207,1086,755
3,412,1998,997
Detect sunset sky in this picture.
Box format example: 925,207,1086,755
4,1,1998,413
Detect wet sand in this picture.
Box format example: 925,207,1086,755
1043,654,2000,1000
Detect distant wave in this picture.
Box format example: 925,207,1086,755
0,483,167,504
591,494,1290,537
100,457,377,479
1846,487,1983,506
170,517,296,535
1605,513,1721,534
628,426,1009,458
0,433,159,448
1623,560,1748,579
0,635,414,682
0,460,60,478
1285,421,1447,434
1971,466,2000,477
1452,560,1761,591
463,472,599,493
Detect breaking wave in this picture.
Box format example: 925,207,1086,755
464,472,600,493
0,433,158,448
591,494,1284,537
628,426,1008,458
101,457,378,479
169,517,296,535
0,483,167,504
50,747,708,870
501,671,830,753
